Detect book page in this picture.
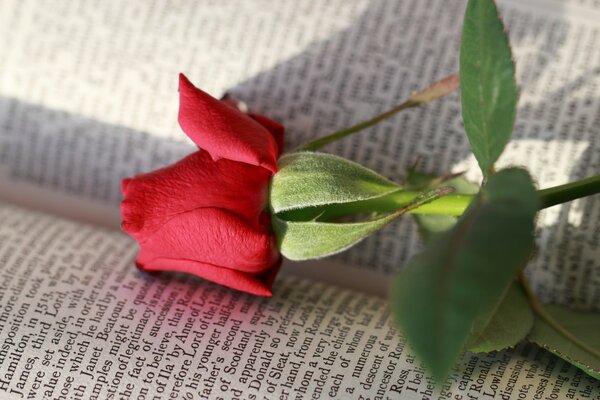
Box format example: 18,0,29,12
0,2,599,299
1,201,599,399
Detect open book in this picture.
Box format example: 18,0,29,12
1,0,599,398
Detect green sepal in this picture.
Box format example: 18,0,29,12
272,212,400,261
270,152,400,214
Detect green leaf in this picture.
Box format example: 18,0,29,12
466,281,534,353
392,168,538,380
270,152,400,214
460,0,517,177
528,305,600,380
272,212,399,260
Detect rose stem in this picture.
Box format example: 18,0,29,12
409,174,600,215
537,174,600,209
309,174,600,221
293,100,419,152
293,74,460,152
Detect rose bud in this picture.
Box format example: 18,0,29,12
121,74,284,296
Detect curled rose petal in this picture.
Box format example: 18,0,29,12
250,113,285,156
136,257,281,297
220,93,284,155
178,74,279,173
135,208,280,273
121,150,271,241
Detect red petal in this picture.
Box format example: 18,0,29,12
121,150,271,241
218,93,285,155
135,208,279,274
178,74,279,173
250,113,285,156
137,257,281,296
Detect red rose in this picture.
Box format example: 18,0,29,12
121,74,284,296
